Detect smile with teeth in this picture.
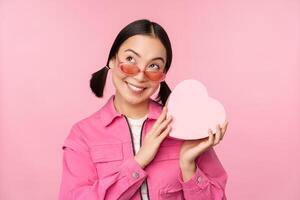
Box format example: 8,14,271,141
126,82,145,92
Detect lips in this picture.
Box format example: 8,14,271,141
125,81,146,92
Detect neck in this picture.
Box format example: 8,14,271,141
113,92,149,119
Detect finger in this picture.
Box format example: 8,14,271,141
221,120,229,138
221,120,229,133
222,119,228,127
214,124,222,144
153,115,173,137
157,124,172,142
217,123,224,140
207,129,215,146
151,106,168,132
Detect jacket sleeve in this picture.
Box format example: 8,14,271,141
58,124,148,200
177,147,228,200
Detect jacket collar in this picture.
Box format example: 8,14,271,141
97,95,163,127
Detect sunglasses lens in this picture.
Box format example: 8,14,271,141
119,63,165,81
120,64,140,75
145,72,165,81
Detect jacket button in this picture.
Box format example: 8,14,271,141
132,171,139,179
197,176,202,183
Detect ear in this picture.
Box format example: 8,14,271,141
108,57,116,69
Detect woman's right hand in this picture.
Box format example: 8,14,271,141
134,106,173,168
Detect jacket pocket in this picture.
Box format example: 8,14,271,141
90,143,124,176
159,182,184,200
154,145,183,199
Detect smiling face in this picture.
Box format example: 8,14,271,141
109,34,167,106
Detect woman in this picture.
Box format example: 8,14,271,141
59,19,229,200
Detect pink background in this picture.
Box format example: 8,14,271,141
1,0,299,199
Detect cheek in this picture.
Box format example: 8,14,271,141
152,82,160,90
147,82,161,100
148,82,161,93
112,67,123,78
112,69,127,81
111,72,126,89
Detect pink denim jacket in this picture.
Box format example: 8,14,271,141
58,95,228,200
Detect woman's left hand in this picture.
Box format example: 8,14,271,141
179,120,229,168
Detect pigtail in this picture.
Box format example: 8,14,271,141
155,81,171,106
89,66,110,97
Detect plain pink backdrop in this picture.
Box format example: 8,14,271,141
1,0,299,199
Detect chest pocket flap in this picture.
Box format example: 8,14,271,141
90,143,123,163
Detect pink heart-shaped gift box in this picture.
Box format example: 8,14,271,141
166,79,227,140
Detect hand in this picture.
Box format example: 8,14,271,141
179,120,229,168
134,106,172,168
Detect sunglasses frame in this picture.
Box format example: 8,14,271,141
116,57,166,82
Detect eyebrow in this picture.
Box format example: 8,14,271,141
124,49,165,63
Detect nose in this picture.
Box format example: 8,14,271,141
134,70,146,81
